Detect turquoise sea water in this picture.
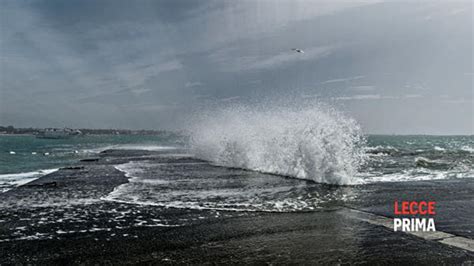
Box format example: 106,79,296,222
0,134,473,192
0,134,182,191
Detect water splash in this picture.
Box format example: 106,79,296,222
188,103,366,185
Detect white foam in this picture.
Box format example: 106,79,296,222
104,160,356,212
364,145,398,153
103,196,325,213
188,104,366,185
434,146,446,151
414,156,445,166
461,146,474,153
0,169,58,192
357,168,474,184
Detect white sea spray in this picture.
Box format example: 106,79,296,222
188,103,366,185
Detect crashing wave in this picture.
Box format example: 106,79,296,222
364,145,399,156
188,103,366,185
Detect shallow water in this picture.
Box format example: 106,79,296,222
105,158,357,212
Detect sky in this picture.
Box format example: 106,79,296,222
0,0,472,134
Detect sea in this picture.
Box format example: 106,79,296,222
1,107,473,211
1,134,473,197
0,134,182,192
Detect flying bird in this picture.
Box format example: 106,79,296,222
291,48,304,53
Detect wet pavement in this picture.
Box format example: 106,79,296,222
0,149,473,264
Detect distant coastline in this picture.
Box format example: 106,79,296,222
0,125,168,136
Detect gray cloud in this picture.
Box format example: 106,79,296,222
211,45,335,72
321,76,365,84
0,0,472,134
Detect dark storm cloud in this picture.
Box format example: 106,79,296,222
0,0,472,134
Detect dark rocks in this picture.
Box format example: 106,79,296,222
80,158,100,162
61,166,85,170
24,181,59,188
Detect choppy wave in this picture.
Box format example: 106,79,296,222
364,145,399,156
359,139,473,183
0,169,58,193
357,167,474,184
188,104,366,185
461,146,474,153
414,157,450,169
